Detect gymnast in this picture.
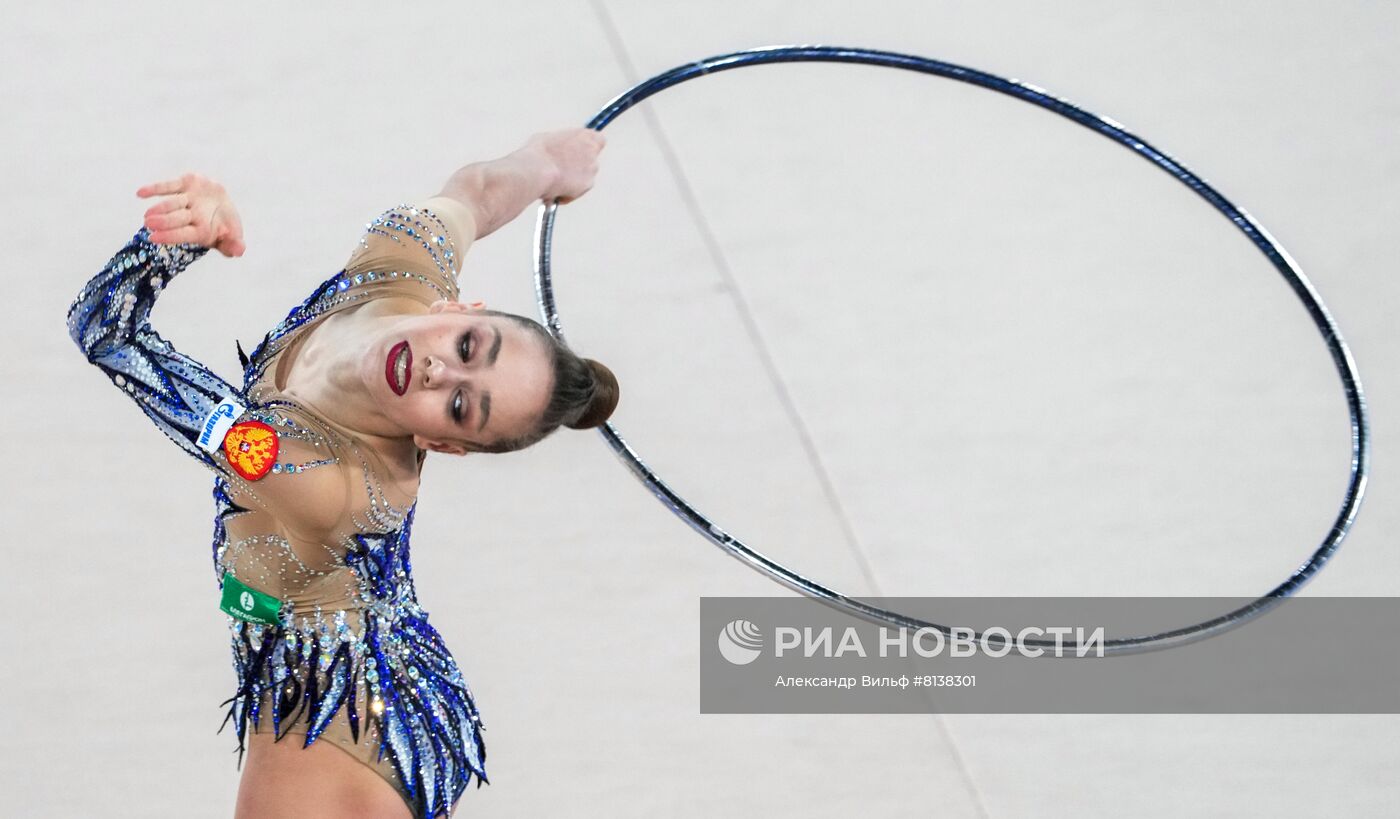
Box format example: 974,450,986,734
66,127,617,818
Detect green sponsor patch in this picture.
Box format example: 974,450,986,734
219,571,283,626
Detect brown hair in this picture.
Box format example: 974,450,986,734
466,310,619,454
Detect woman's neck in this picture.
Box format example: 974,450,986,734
281,296,429,487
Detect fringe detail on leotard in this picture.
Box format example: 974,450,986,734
215,505,488,818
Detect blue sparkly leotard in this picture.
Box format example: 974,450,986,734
66,198,488,818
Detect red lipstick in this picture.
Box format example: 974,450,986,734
386,340,411,395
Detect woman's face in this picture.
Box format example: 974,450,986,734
357,301,553,454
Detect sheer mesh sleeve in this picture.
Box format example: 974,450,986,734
340,196,477,299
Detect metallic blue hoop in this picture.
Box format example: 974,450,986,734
532,45,1370,655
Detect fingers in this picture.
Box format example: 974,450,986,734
136,172,217,198
145,208,193,231
136,177,186,198
148,225,201,245
143,193,188,215
143,196,190,229
137,172,242,252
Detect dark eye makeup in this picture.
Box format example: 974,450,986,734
450,331,473,423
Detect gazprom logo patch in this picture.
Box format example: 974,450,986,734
197,396,246,453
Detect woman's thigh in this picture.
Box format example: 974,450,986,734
234,731,413,819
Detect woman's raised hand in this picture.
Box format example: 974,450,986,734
136,172,246,257
524,128,606,205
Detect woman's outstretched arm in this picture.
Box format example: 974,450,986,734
66,176,347,531
436,128,606,240
66,213,247,473
337,129,605,300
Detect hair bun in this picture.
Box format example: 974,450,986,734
566,359,620,429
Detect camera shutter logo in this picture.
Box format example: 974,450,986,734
718,619,763,665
